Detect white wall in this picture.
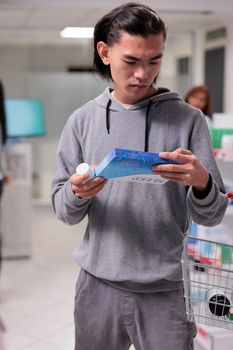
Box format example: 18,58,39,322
0,40,93,72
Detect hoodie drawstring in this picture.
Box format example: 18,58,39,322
106,99,112,134
144,100,153,152
105,98,154,152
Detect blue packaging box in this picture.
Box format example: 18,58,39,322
95,148,179,184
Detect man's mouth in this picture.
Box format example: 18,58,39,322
131,83,148,88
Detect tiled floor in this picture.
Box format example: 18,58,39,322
1,204,86,350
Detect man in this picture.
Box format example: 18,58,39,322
51,3,228,349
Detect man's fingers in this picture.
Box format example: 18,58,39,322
159,148,194,163
153,166,186,175
73,178,108,199
71,176,106,191
70,173,90,185
174,148,192,155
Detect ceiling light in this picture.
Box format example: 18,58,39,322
60,27,94,39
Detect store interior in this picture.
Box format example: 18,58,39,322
1,1,233,349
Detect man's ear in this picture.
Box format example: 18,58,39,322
97,41,110,65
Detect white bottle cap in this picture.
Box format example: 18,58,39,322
76,163,95,178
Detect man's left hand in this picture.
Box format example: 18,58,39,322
152,148,209,192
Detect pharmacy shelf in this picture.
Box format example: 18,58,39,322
213,149,233,162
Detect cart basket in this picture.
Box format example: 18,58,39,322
182,236,233,330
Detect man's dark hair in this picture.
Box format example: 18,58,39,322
93,2,167,81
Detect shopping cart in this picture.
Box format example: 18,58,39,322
182,235,233,330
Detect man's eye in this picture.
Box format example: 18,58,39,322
124,61,136,65
150,61,159,65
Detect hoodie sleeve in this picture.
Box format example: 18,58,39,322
186,110,228,226
187,175,228,226
51,112,91,225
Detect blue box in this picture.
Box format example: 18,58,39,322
95,148,179,184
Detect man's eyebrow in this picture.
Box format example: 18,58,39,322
123,53,163,61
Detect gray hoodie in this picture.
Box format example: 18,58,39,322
51,87,228,292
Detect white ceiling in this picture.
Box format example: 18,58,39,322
0,0,233,45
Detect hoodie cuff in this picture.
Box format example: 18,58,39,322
192,173,212,199
65,181,90,207
190,174,216,206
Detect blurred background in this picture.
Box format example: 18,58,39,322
1,0,233,203
1,1,233,349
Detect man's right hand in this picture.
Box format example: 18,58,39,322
69,172,108,199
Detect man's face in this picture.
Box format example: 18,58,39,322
100,32,164,104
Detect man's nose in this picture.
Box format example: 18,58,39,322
134,65,149,80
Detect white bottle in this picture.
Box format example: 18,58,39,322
76,163,95,179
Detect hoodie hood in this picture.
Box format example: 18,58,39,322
95,87,183,110
95,87,183,152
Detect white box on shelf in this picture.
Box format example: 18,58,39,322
212,113,233,129
195,325,233,350
1,142,32,259
4,142,32,185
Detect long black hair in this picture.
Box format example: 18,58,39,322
0,80,7,144
93,2,167,81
